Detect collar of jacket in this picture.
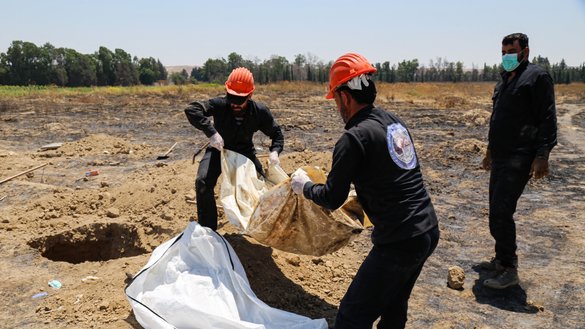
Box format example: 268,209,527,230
344,104,375,129
500,59,530,80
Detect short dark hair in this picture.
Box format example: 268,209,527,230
502,33,529,49
337,79,377,105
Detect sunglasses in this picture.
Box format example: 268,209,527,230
227,93,248,106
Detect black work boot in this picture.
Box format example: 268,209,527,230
479,257,504,272
483,267,519,289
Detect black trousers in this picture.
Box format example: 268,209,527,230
334,226,439,329
489,155,533,268
195,148,264,231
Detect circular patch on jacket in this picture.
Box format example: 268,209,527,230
387,123,417,169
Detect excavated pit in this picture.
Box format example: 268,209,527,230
28,222,148,264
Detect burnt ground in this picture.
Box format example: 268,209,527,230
0,83,584,328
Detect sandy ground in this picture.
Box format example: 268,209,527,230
0,83,584,328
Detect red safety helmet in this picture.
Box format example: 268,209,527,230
326,53,377,99
225,67,255,96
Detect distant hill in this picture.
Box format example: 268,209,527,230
165,65,197,74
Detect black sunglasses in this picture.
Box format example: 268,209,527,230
226,93,248,106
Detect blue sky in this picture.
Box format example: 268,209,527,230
1,0,584,68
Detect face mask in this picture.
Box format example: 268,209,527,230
502,52,522,72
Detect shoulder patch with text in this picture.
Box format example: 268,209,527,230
387,123,417,169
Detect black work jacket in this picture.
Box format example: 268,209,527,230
303,105,438,245
488,61,557,159
185,97,284,155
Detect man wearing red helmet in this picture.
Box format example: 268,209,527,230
185,67,284,231
291,53,439,329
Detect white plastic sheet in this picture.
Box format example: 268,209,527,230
125,222,327,329
220,150,268,230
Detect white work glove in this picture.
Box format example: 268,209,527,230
209,132,224,151
291,169,311,195
268,151,280,166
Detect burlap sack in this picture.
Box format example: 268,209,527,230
220,151,363,256
247,166,363,256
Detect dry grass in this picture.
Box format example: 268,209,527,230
1,82,583,105
0,99,16,113
0,84,225,99
256,81,327,95
375,82,494,109
556,83,585,102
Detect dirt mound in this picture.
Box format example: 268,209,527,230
41,134,153,158
437,95,468,109
419,137,485,167
461,108,491,126
279,151,332,175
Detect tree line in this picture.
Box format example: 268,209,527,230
1,41,583,87
179,52,585,85
0,41,167,86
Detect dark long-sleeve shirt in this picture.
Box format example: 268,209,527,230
303,105,437,245
488,61,557,159
185,97,284,155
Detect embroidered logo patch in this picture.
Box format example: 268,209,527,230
387,123,417,169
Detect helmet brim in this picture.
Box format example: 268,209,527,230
325,90,335,99
225,86,254,97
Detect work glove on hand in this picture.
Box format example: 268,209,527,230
209,132,224,151
268,151,280,166
291,169,311,195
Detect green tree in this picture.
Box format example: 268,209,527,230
549,59,570,84
0,55,8,84
455,61,464,82
156,59,167,81
180,69,189,80
396,59,419,82
138,57,162,85
492,64,501,80
63,49,97,86
202,58,228,83
374,63,382,81
532,55,551,73
227,52,244,71
45,46,68,86
112,48,139,86
265,55,289,82
4,41,50,85
389,65,397,83
425,61,436,82
381,61,391,82
292,54,306,81
139,68,156,85
95,47,115,86
0,40,164,86
471,65,479,81
445,62,455,82
169,71,188,85
482,63,492,81
190,67,203,82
